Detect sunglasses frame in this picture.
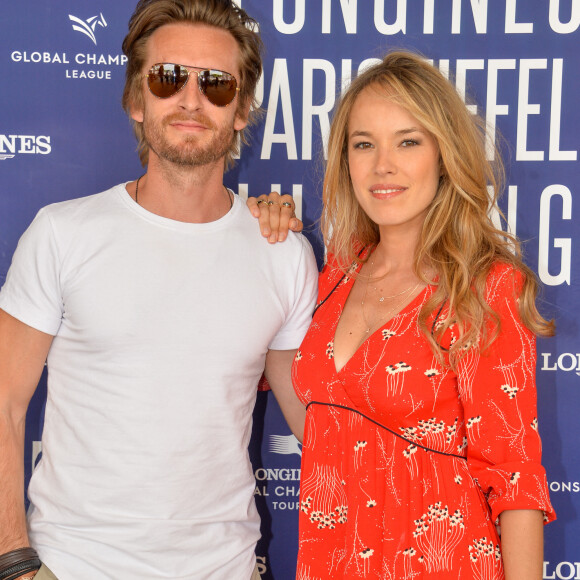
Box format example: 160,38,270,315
145,63,240,107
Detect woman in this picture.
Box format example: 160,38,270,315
250,50,555,579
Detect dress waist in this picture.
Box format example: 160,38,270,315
306,401,468,461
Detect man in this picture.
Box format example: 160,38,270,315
0,1,317,578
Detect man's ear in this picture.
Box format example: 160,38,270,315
234,97,252,131
130,97,144,124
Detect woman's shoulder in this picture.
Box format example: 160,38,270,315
484,260,526,302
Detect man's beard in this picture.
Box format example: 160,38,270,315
143,111,235,167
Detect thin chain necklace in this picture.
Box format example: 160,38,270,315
360,258,421,334
134,176,233,209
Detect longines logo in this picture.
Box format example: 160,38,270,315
549,481,580,493
0,135,51,161
8,12,125,81
269,434,302,457
541,352,580,375
543,561,580,579
69,13,108,45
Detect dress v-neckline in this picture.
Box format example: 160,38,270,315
331,258,430,374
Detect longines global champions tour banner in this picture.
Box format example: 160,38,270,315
1,1,578,578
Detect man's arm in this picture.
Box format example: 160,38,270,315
264,349,305,442
0,309,54,553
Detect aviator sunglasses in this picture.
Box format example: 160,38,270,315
145,63,240,107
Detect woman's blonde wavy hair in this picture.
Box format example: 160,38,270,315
321,50,553,365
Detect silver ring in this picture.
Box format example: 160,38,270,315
267,201,280,206
281,202,293,208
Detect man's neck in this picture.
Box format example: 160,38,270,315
132,157,232,223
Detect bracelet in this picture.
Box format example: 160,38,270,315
2,560,41,580
0,549,41,580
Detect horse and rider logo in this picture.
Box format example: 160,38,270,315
69,13,107,45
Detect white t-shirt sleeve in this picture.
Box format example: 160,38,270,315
268,235,318,351
0,207,63,335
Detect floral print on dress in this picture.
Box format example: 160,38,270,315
292,255,555,579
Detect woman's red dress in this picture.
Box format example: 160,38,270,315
292,256,555,579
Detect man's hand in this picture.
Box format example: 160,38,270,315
247,192,303,243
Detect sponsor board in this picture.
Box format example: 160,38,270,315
8,12,124,81
549,481,580,493
0,135,51,160
544,562,580,579
541,353,580,376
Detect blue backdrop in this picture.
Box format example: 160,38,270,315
1,1,578,578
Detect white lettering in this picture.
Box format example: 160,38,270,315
302,59,335,160
516,59,547,161
274,485,299,496
452,0,488,34
322,0,358,33
65,69,112,79
541,353,558,371
505,0,534,33
556,562,576,580
35,136,51,155
254,468,301,481
558,353,577,372
549,59,577,160
543,560,580,579
424,0,435,33
0,135,17,154
18,136,36,154
549,0,580,33
538,185,572,286
455,59,485,113
261,59,298,160
374,0,407,34
486,59,516,159
272,501,299,510
273,0,305,34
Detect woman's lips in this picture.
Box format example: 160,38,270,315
369,185,407,199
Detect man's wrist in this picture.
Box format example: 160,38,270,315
0,548,41,580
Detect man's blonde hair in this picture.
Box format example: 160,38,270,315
121,0,263,169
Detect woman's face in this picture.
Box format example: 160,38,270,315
347,86,441,237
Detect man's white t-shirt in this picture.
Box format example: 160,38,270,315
0,184,318,579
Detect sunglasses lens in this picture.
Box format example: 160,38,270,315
147,64,188,98
198,70,238,106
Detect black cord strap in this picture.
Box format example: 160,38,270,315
306,401,467,461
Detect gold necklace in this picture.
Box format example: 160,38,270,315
360,259,421,334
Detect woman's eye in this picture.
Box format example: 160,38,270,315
401,139,419,147
353,141,372,149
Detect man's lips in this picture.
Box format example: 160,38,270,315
369,185,407,199
169,120,209,131
166,114,214,132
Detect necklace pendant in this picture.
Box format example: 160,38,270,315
379,297,384,302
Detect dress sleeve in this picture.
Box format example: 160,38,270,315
456,264,555,525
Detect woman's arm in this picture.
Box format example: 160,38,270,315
499,509,544,580
247,192,303,242
264,348,306,441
